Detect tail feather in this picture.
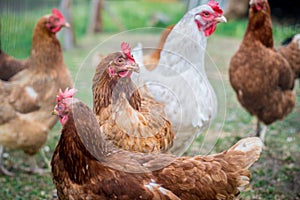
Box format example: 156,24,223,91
144,180,180,200
228,137,263,169
217,137,264,192
292,34,300,49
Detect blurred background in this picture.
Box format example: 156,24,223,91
1,0,300,57
0,0,300,199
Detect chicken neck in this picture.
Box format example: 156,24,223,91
93,71,142,115
245,2,273,48
159,12,208,75
29,20,64,71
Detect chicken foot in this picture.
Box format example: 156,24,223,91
20,155,50,175
0,146,15,176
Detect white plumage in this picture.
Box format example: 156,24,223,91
132,5,223,155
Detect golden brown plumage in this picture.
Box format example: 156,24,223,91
92,43,174,153
229,0,296,137
143,25,175,71
0,8,73,175
0,50,26,81
278,34,300,79
51,92,263,200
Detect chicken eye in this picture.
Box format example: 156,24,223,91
202,12,210,17
116,58,123,64
57,104,63,112
57,103,66,112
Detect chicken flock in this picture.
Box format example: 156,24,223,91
0,0,299,199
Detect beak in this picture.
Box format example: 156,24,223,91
125,64,140,73
215,15,227,23
64,22,71,28
52,109,58,116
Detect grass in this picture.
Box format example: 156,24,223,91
1,1,300,199
1,0,185,58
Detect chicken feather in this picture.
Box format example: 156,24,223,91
93,49,174,153
51,90,263,200
0,9,73,175
132,1,226,155
229,0,298,138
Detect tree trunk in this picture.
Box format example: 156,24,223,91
224,0,249,20
88,0,103,34
59,0,76,50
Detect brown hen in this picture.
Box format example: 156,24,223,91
92,43,174,153
0,8,73,176
229,0,298,139
51,89,263,200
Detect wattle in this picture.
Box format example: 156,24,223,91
118,70,130,78
204,24,217,37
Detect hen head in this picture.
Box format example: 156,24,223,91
53,88,77,125
45,8,70,33
249,0,268,12
106,42,140,78
193,0,227,37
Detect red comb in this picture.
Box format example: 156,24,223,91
208,0,223,15
121,42,135,62
52,8,65,20
56,88,77,102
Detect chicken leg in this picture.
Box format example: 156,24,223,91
0,145,15,176
256,119,267,142
23,155,50,174
40,147,51,170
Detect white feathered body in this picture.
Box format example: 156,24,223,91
132,6,217,155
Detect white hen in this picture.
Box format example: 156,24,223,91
132,0,226,155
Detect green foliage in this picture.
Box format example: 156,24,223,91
215,18,300,42
214,19,249,39
2,0,300,58
101,1,185,32
1,9,47,59
1,1,185,58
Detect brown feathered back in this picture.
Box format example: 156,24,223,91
278,35,300,79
